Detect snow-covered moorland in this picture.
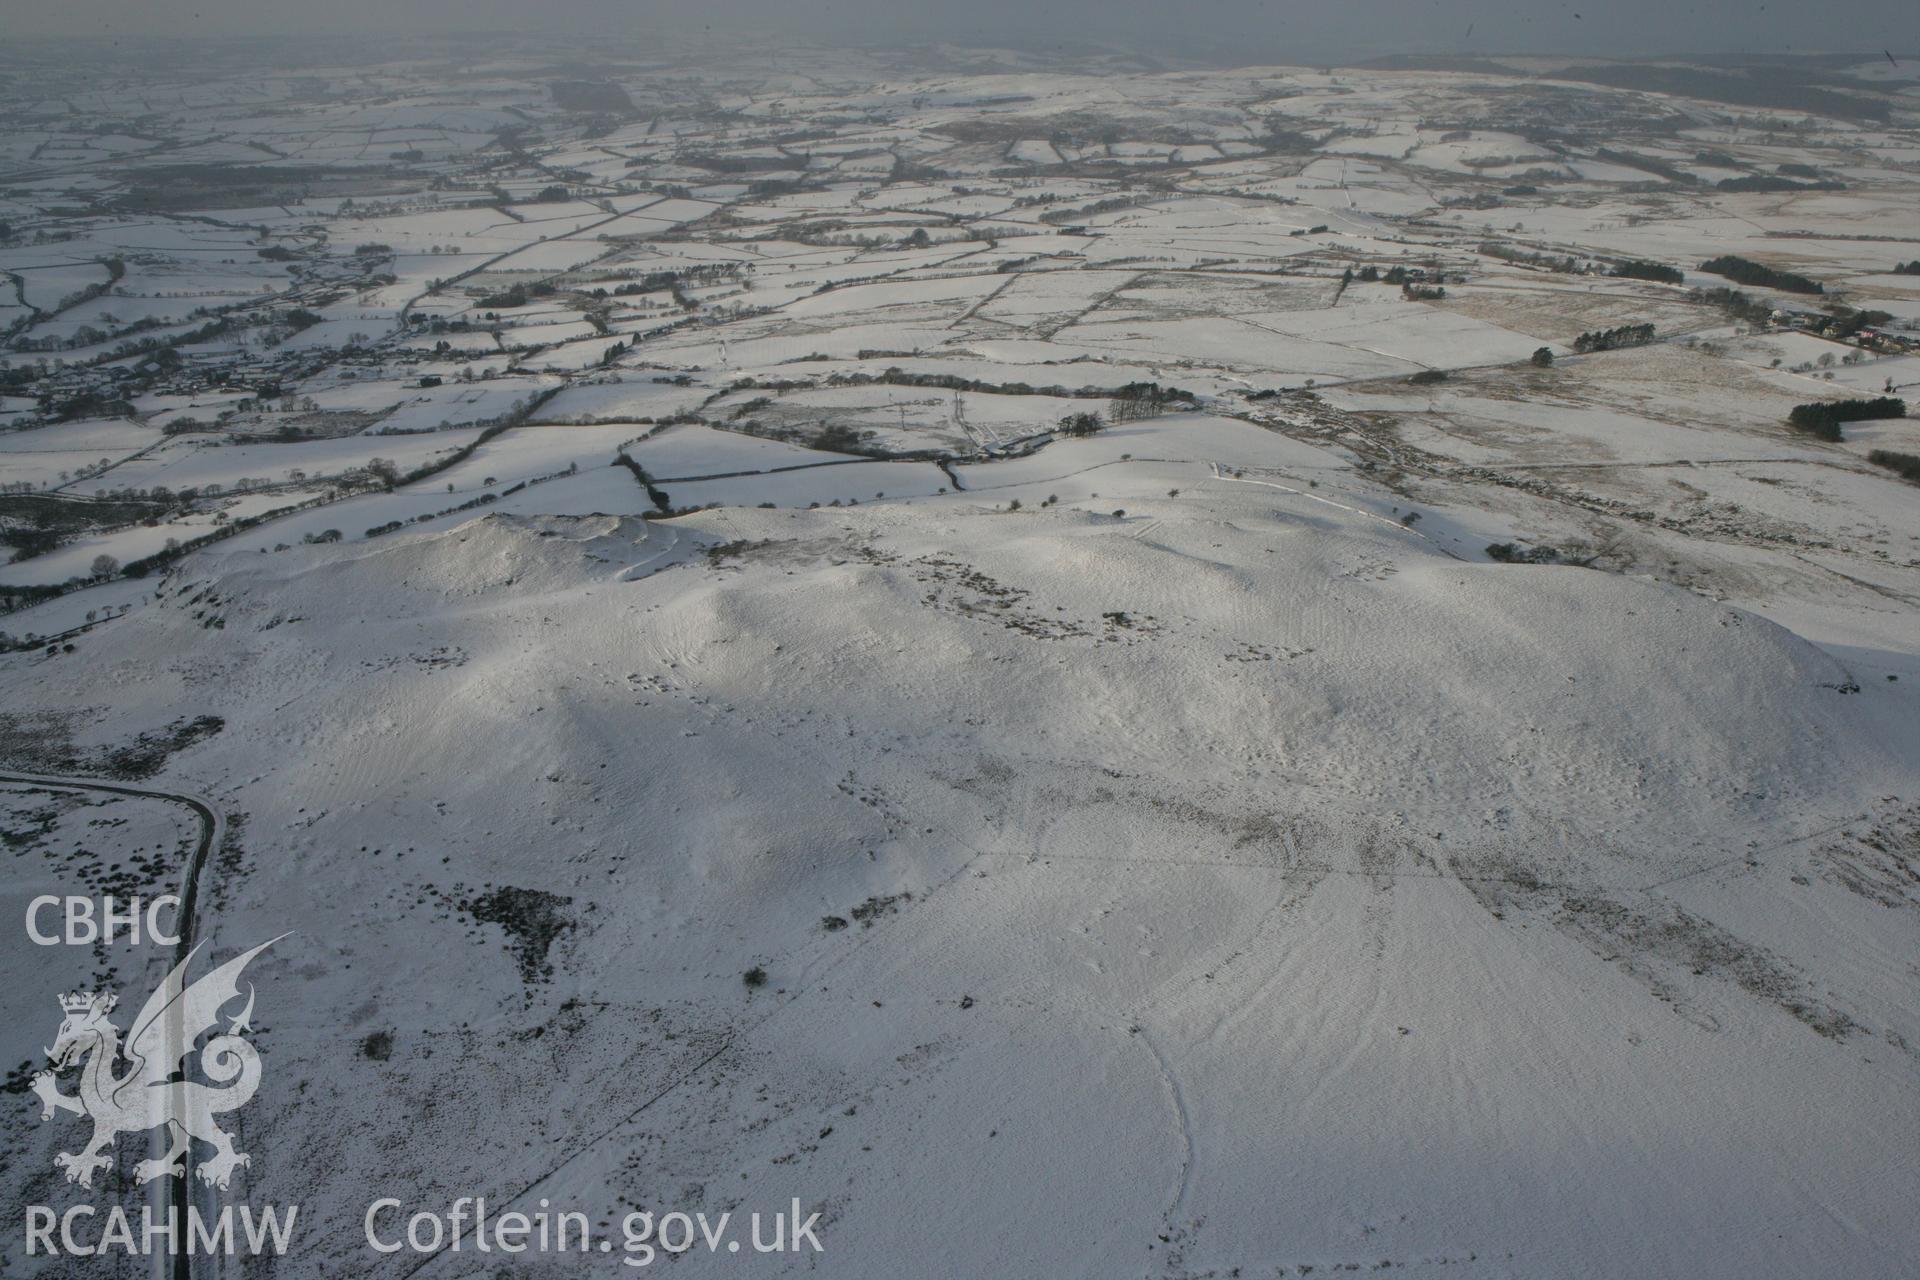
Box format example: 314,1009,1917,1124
1,35,1917,1280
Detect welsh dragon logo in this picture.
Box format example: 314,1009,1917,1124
30,935,285,1192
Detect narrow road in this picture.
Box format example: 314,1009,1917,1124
0,769,223,1280
0,772,221,922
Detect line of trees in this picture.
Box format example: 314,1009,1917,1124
613,454,673,512
1478,244,1582,274
762,366,1199,408
1699,255,1823,295
1572,323,1655,354
1787,397,1906,442
1108,382,1184,423
365,488,501,538
1609,260,1683,285
1690,286,1774,328
1868,449,1920,483
1716,175,1845,193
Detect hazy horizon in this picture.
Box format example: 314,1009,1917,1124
4,5,1919,1277
2,0,1915,64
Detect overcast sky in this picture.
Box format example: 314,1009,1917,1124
3,0,1914,61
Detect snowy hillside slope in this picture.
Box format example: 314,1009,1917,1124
8,40,1920,1280
2,475,1914,1278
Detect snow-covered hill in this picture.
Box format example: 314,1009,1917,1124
5,41,1920,1277
4,475,1914,1277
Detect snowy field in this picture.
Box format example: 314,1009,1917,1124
1,36,1917,1280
